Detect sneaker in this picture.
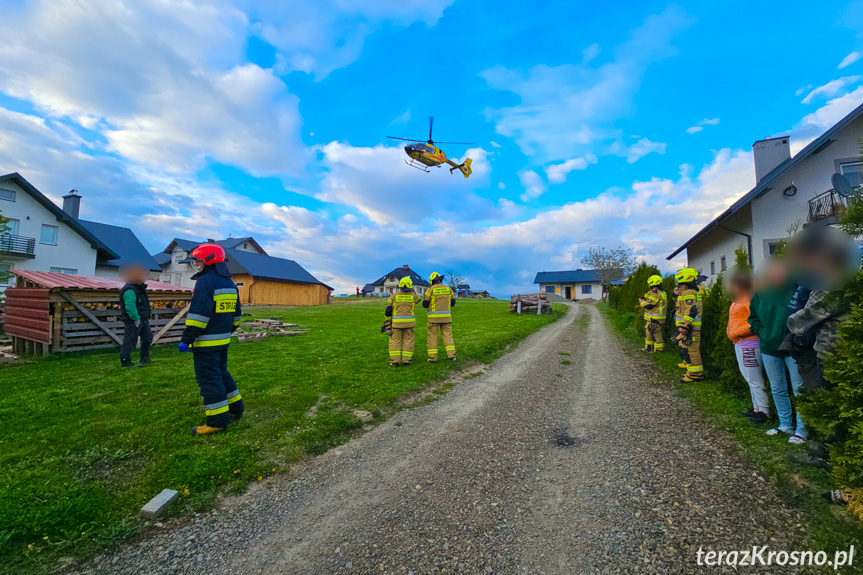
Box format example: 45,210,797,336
749,412,769,425
737,408,755,418
788,434,807,445
677,362,688,369
766,427,793,437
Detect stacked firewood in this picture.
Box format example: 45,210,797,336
509,292,552,314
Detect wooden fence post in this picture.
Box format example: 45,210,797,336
152,304,191,344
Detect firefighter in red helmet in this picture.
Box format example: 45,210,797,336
178,243,244,435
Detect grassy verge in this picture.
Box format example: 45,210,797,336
597,302,863,557
1,299,565,574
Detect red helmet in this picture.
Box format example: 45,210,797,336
189,243,226,264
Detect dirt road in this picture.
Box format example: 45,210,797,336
80,304,808,574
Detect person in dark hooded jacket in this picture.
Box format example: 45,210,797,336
179,243,244,436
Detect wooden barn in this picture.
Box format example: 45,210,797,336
225,250,333,306
4,269,192,355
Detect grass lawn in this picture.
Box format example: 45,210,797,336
597,302,863,557
1,299,565,574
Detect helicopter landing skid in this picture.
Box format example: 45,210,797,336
404,158,434,173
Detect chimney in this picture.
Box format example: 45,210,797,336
403,264,409,269
752,136,790,183
62,189,81,219
206,238,215,243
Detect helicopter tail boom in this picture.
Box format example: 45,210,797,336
448,157,473,178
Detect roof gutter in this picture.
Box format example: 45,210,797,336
718,226,753,266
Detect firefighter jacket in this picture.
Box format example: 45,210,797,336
181,262,242,352
423,283,456,323
385,289,421,329
640,287,666,323
675,282,703,331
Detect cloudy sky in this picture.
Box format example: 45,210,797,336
1,0,862,295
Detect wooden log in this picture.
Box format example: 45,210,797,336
60,293,122,345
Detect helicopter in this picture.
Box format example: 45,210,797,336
388,117,473,178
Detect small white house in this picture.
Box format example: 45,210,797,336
668,102,863,278
153,237,267,288
0,173,116,285
534,269,603,301
366,265,429,297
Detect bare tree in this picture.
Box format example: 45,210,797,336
581,246,637,301
445,271,466,293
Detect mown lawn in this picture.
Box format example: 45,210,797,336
0,299,566,574
597,302,863,558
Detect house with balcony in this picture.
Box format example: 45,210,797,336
0,173,118,286
668,102,863,278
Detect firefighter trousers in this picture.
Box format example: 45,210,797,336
644,320,664,351
427,322,455,361
678,329,703,379
389,327,415,365
193,349,244,427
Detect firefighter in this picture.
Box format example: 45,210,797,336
178,243,244,435
423,271,457,362
385,276,421,366
639,274,667,353
675,267,704,383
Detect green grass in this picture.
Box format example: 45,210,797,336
597,302,863,559
0,299,565,574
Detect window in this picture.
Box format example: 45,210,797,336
40,224,58,245
710,261,716,275
173,251,185,263
841,161,862,188
0,263,14,286
546,286,555,293
235,282,244,287
50,267,77,274
720,256,727,272
0,188,15,202
173,273,183,285
4,218,19,236
582,285,592,294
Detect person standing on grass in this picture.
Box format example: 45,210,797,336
179,243,244,436
423,271,457,362
725,266,769,425
748,257,806,444
674,268,704,383
118,261,153,368
385,276,421,366
639,274,667,353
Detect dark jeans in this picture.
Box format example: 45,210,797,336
120,319,152,366
193,349,243,427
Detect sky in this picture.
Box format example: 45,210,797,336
0,0,862,296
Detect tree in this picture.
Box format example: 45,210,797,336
445,271,466,293
581,246,638,301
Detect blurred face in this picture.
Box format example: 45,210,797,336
786,226,862,291
121,264,148,284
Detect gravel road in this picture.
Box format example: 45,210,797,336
76,304,810,574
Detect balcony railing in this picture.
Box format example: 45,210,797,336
0,233,36,257
808,189,848,223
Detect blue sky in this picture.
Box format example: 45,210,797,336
1,0,862,295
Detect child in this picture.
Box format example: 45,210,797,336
119,262,153,368
725,267,769,424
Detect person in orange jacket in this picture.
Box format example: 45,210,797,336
726,266,769,425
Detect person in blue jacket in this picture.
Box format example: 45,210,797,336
178,243,244,436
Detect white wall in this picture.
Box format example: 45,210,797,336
158,244,197,288
539,281,602,300
0,179,97,275
687,205,753,284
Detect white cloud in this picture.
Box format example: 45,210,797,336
518,170,546,201
623,138,666,163
545,153,598,183
801,76,863,104
686,117,720,134
794,86,863,141
480,7,692,162
582,43,601,63
839,51,862,70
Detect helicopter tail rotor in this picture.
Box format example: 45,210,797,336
449,157,473,178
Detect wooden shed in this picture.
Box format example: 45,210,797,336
4,269,193,355
225,250,333,306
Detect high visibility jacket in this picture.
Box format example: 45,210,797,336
423,284,456,323
181,263,242,352
386,289,421,329
675,282,703,330
640,287,667,323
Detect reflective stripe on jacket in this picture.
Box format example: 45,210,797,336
387,290,421,328
640,288,666,322
181,263,243,352
424,285,455,323
675,283,703,330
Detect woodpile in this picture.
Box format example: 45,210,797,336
235,318,308,343
509,292,552,314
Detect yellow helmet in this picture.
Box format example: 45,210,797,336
429,271,441,283
647,274,662,287
675,267,698,284
398,276,413,289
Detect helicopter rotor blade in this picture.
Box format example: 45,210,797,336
429,116,434,142
432,141,474,145
387,136,425,142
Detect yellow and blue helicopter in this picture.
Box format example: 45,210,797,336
388,117,473,178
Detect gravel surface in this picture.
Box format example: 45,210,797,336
72,304,810,574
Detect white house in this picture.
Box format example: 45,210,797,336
365,265,429,297
668,102,863,278
534,269,604,301
0,173,116,285
153,237,267,288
